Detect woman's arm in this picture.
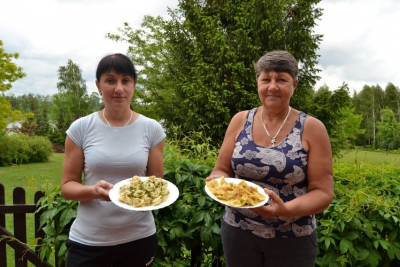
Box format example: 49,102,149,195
252,117,334,217
61,136,113,202
206,111,247,181
147,140,165,178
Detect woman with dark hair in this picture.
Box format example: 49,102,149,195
61,53,165,266
206,50,334,266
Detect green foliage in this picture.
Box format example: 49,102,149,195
0,133,53,166
378,108,399,153
15,141,398,266
316,163,400,267
26,176,77,266
353,85,386,148
154,137,223,266
0,40,26,92
310,83,363,158
50,59,91,145
0,40,31,132
56,59,90,119
108,0,323,145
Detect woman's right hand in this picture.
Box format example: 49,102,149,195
93,180,114,202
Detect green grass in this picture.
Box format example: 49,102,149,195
335,149,400,167
1,153,64,267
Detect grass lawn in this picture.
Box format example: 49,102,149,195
335,149,400,167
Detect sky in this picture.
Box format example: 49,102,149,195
1,0,400,97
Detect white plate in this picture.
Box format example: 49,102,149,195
109,177,179,211
205,177,269,208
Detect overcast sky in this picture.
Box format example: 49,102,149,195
1,0,400,97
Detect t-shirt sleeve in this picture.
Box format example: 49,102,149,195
148,119,166,149
66,118,84,149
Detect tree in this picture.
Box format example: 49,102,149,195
108,0,323,144
383,83,400,122
51,59,90,144
353,85,385,147
0,40,32,131
377,108,399,154
0,40,26,92
56,59,89,119
88,92,101,112
309,83,363,157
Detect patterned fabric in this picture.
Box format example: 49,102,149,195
225,107,316,239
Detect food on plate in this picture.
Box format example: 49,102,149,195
206,176,266,207
118,175,169,207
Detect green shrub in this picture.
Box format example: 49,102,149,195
316,163,400,267
154,144,223,266
25,176,76,266
28,141,400,267
25,135,53,162
0,133,30,165
0,133,53,166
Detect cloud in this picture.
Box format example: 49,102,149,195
1,0,179,96
315,0,400,91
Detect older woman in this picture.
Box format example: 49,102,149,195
61,53,165,267
206,50,333,267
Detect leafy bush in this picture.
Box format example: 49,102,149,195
0,133,53,166
29,139,400,266
316,163,400,267
154,144,223,266
26,176,77,266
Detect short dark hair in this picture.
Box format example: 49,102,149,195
96,53,137,82
254,50,298,81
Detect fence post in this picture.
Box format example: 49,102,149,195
13,187,28,267
0,184,6,267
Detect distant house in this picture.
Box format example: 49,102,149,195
5,121,21,134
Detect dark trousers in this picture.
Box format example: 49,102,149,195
65,233,157,267
221,221,318,267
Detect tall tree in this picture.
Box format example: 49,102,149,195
383,83,400,122
377,108,399,154
51,59,89,144
57,59,89,119
353,85,385,147
309,83,362,157
108,0,323,144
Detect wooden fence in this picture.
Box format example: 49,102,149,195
0,183,60,267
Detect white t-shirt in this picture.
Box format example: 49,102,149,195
66,112,166,246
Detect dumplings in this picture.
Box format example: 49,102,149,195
118,175,169,207
206,177,266,207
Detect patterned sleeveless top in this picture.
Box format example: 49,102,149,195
224,107,316,239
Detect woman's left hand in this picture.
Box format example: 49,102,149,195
250,189,289,218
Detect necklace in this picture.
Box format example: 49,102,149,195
103,108,133,127
261,107,291,146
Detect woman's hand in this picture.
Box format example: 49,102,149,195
93,180,114,202
205,174,222,182
250,189,289,218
